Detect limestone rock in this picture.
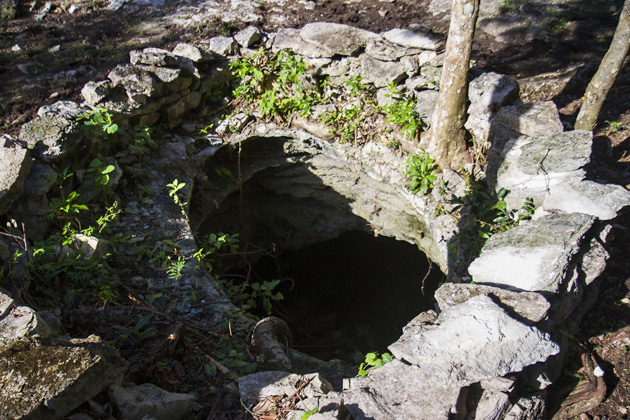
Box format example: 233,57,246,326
206,36,235,56
108,64,157,101
495,131,593,209
0,289,13,317
494,101,563,138
389,295,560,387
234,26,261,48
342,360,466,419
81,81,112,106
172,43,204,62
541,179,630,220
299,22,377,56
135,64,181,83
288,392,346,420
360,55,414,88
0,305,52,340
435,282,551,323
20,101,86,161
415,89,439,126
272,28,330,58
0,335,127,420
468,213,595,292
468,72,519,115
109,383,194,420
365,37,424,61
129,48,178,67
0,136,31,215
381,27,444,50
238,371,332,406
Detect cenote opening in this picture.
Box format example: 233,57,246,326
240,230,444,362
190,136,445,362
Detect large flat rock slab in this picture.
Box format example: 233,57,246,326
388,295,560,387
0,336,127,420
468,213,595,292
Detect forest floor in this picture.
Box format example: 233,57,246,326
1,0,630,418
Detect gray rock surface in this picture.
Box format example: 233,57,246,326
360,55,414,88
0,306,52,341
414,89,439,126
365,37,424,61
300,22,377,56
234,26,262,48
172,43,204,62
495,131,593,209
343,360,466,420
206,36,236,57
272,28,330,58
19,101,87,160
238,371,332,405
468,72,519,115
0,335,127,420
435,282,551,323
381,27,444,50
108,65,157,99
389,295,560,387
468,213,595,292
81,81,112,106
109,383,194,420
130,48,178,67
0,289,13,317
541,179,630,220
494,101,563,138
0,136,31,215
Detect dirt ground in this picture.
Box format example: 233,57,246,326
2,0,630,418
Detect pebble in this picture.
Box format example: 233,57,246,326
11,44,21,52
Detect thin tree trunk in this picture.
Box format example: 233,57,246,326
424,0,479,170
575,0,630,131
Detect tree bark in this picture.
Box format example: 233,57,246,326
575,0,630,131
424,0,479,170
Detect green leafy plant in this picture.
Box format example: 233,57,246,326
219,278,284,315
405,150,438,195
383,83,424,140
87,158,116,188
358,351,393,377
77,107,120,134
302,408,318,419
605,119,622,135
167,179,188,219
193,232,239,273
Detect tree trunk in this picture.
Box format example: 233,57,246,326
424,0,479,170
575,0,630,131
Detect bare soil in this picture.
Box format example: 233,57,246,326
2,0,630,418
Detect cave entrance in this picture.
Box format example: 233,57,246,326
243,230,442,362
190,134,445,362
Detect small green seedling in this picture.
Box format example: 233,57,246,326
358,351,393,377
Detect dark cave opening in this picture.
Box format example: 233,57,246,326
238,230,444,362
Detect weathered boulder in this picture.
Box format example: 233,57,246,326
467,72,519,116
389,295,560,387
468,213,595,292
234,26,262,48
541,179,630,220
172,43,205,62
415,89,439,126
81,80,113,106
0,305,52,340
129,48,179,67
272,28,330,58
343,359,465,419
0,135,31,215
365,37,424,61
205,36,236,56
238,371,332,406
108,65,157,100
0,335,127,420
435,282,551,323
109,383,194,420
494,101,563,138
0,289,13,317
495,131,593,209
299,22,377,56
19,101,87,161
381,27,444,50
360,55,415,88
